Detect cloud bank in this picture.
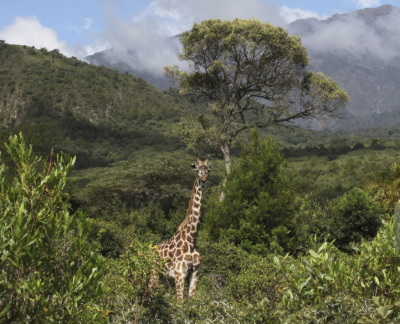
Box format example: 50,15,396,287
99,0,286,76
295,7,400,61
0,16,108,58
3,1,396,77
0,16,74,56
279,6,329,24
353,0,381,9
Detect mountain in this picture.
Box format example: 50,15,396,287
86,5,400,123
288,4,400,120
289,4,400,34
0,43,198,168
86,49,175,90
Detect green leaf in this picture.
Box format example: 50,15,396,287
0,303,11,318
317,242,327,253
299,277,311,291
309,250,320,258
372,296,380,306
377,305,392,319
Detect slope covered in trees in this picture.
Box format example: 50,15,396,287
2,29,400,321
0,43,206,168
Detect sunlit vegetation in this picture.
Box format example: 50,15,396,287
1,40,400,322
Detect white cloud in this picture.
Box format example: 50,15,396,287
353,0,381,8
83,18,93,30
298,9,400,61
70,17,93,33
100,0,286,76
0,16,107,58
0,16,74,56
279,5,329,24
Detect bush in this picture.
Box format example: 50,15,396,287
0,134,108,322
197,240,250,288
330,187,383,250
227,217,400,323
88,199,188,258
205,130,296,254
103,241,169,324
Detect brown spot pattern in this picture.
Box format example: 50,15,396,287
154,161,210,300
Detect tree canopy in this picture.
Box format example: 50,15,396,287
166,18,349,173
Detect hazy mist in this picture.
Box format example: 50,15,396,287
291,6,400,61
97,0,285,76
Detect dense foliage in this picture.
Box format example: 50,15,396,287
0,134,107,323
330,187,383,250
0,43,211,169
206,130,296,254
1,30,400,323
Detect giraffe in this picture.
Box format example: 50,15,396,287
155,158,211,300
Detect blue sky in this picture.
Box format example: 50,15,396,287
1,0,399,58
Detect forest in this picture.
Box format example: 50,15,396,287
1,19,400,323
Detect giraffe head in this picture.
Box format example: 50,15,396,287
191,158,211,182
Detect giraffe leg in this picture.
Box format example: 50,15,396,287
188,267,199,297
188,252,201,297
174,272,185,301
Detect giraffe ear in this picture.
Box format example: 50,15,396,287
205,158,211,170
191,163,198,170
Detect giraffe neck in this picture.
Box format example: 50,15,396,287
178,175,203,246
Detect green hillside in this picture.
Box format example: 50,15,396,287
0,43,229,217
3,41,400,322
0,43,208,167
2,42,400,205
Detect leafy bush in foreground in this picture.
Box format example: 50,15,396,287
0,134,107,323
228,216,400,323
102,241,168,324
206,131,296,255
330,187,383,250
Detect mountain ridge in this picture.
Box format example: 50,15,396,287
86,4,400,121
289,4,400,35
290,4,400,120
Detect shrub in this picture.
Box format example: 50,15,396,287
0,134,108,322
197,240,250,288
226,216,400,322
205,130,296,254
103,241,168,324
88,199,188,258
330,187,383,250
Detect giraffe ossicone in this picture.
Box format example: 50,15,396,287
155,158,211,300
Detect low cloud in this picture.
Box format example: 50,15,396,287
0,16,107,58
297,8,400,61
83,18,93,30
279,5,329,24
99,0,285,76
0,16,74,56
353,0,381,8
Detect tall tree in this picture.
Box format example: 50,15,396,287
166,18,349,174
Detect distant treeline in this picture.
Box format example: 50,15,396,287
282,138,389,159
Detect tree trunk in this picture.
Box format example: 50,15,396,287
220,142,231,175
219,142,231,201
